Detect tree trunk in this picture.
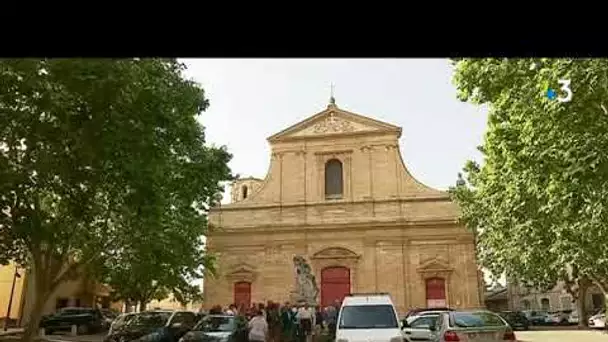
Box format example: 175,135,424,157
603,292,608,333
139,301,147,312
22,291,48,342
578,281,589,329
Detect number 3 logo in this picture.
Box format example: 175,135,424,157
557,79,572,103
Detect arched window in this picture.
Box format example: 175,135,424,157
325,159,343,199
242,185,248,199
540,298,550,311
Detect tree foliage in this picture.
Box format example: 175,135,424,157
449,58,608,300
0,58,232,340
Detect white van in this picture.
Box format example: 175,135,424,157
336,293,403,342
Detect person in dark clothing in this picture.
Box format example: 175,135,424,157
210,305,223,315
314,306,324,338
281,303,294,342
233,312,249,342
325,304,338,340
266,302,281,342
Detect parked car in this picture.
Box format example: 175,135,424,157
403,307,454,320
108,312,137,335
428,310,517,342
567,310,579,325
589,309,606,329
336,293,402,342
402,313,440,342
101,309,120,330
40,307,105,335
177,315,237,342
545,310,569,325
105,310,198,342
521,310,549,325
498,311,530,330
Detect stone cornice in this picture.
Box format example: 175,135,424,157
210,194,451,212
209,217,461,234
212,235,473,251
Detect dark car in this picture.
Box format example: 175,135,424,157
101,309,120,330
499,311,530,330
522,310,549,325
178,315,238,342
40,307,104,335
105,311,198,342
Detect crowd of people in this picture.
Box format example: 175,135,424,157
205,300,340,342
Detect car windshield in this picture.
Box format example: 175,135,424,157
339,305,398,329
451,312,507,328
193,316,235,332
129,312,171,327
115,314,136,325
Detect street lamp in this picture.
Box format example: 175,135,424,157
3,266,21,331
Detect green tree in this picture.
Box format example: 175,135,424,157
450,58,608,323
100,237,213,311
0,59,232,342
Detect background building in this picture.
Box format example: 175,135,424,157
205,100,482,313
507,280,605,314
1,263,120,326
0,263,26,327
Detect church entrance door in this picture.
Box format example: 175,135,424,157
321,266,350,307
425,277,446,307
234,281,251,308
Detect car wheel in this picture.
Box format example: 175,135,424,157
77,324,89,335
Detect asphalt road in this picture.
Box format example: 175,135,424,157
42,330,608,342
3,329,608,342
516,329,608,342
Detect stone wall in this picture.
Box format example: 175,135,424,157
205,103,481,314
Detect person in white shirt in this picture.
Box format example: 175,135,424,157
297,303,314,342
248,310,268,342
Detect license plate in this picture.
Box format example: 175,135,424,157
468,332,495,339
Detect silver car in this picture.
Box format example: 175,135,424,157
429,310,517,342
402,313,440,341
178,315,236,342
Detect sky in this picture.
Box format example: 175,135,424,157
181,58,488,199
180,58,500,286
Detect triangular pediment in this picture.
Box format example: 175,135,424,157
227,262,257,275
267,104,402,142
312,247,359,259
417,257,452,272
225,262,259,282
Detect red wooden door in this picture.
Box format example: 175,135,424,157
321,267,350,307
233,282,251,308
425,277,446,307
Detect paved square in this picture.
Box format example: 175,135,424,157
517,330,608,342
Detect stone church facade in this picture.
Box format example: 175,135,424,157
205,101,483,313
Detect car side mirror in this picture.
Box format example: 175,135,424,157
400,320,408,329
